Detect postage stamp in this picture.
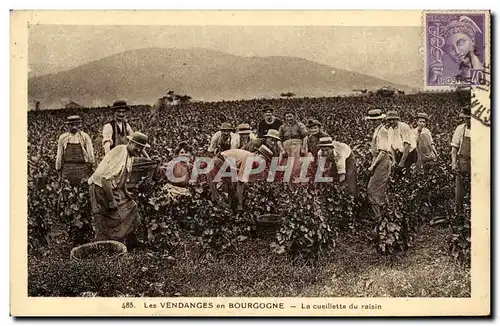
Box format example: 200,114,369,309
425,11,488,88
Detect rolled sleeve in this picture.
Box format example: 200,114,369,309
126,123,134,136
207,131,221,152
55,134,66,170
400,123,415,148
336,158,346,174
102,123,113,146
84,133,95,164
231,133,241,149
451,125,463,148
278,125,285,141
298,123,308,138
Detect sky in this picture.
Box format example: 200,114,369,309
28,25,422,79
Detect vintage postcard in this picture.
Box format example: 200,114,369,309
11,10,491,316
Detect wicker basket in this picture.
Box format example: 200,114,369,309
70,240,127,262
126,159,160,189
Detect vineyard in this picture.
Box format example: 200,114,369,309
28,92,471,297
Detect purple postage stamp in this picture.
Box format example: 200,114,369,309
425,12,486,87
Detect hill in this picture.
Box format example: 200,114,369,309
28,47,410,108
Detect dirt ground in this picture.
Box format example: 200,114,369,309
28,224,470,298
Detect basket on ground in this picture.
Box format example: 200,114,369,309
70,240,127,261
256,214,282,237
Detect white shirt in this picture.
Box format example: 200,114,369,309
451,123,470,151
88,145,132,189
318,141,352,174
387,121,416,152
412,127,434,145
371,124,391,155
56,131,95,170
207,131,240,153
102,121,133,146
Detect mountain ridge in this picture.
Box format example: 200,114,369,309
28,47,411,108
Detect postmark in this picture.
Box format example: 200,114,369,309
424,12,487,88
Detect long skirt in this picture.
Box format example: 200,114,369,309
89,184,140,242
326,153,357,196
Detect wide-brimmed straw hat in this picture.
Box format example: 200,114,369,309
126,131,151,148
264,129,281,141
306,119,321,128
317,136,335,148
236,123,252,135
385,110,400,120
257,145,273,161
364,109,386,120
219,122,234,131
112,100,130,111
459,105,471,118
416,112,429,120
66,115,82,124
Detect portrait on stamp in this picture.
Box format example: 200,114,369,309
426,13,486,86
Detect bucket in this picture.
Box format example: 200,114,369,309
70,240,127,261
256,214,282,237
127,159,160,189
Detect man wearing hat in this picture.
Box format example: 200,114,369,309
88,131,151,244
208,145,274,211
303,119,330,159
413,112,438,171
56,115,96,184
102,100,134,155
365,109,393,222
257,105,283,140
318,137,357,196
207,122,240,155
263,129,282,157
385,110,417,169
451,106,471,214
236,123,259,152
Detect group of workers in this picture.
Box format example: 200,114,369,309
54,100,471,245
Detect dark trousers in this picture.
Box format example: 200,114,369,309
455,157,471,214
394,149,417,169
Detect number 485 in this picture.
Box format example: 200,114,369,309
122,302,135,309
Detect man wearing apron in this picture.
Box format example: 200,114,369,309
56,115,96,184
451,106,471,214
102,100,134,155
412,112,438,172
88,132,151,244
